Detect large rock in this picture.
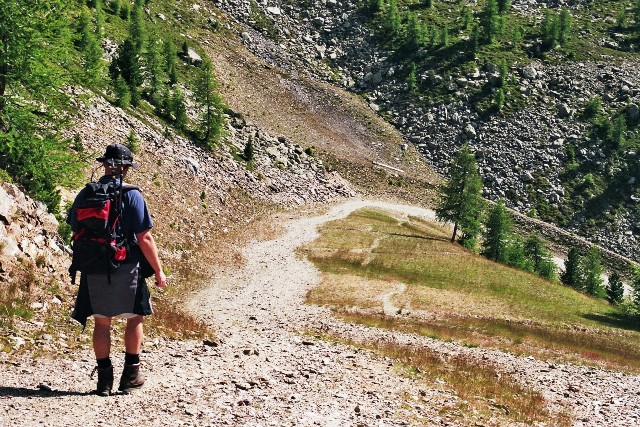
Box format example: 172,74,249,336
0,185,16,223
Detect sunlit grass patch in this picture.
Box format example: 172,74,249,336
304,208,640,372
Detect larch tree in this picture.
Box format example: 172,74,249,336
194,58,226,149
482,199,512,263
436,144,485,250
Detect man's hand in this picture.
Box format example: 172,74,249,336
155,270,167,288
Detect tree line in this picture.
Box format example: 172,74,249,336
436,145,640,314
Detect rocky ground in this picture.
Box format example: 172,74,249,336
208,0,640,261
2,200,639,426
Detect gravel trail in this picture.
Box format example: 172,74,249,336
1,199,639,426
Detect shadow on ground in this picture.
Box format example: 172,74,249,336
0,386,89,398
582,313,640,333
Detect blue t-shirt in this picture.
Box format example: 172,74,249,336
67,176,153,239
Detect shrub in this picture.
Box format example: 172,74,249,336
582,96,602,119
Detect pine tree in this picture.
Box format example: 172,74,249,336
95,0,105,38
145,33,165,102
504,236,531,271
114,75,131,108
498,0,510,14
164,40,179,85
441,26,450,47
582,246,604,297
522,234,556,279
558,9,572,44
607,272,625,305
77,6,93,50
463,7,473,31
130,1,146,53
482,0,500,44
126,129,140,154
404,13,424,52
83,30,105,86
386,0,401,37
112,0,121,16
194,58,226,149
170,88,188,130
244,136,255,161
542,10,559,50
498,60,508,88
494,88,505,111
561,247,582,289
436,145,485,250
482,199,512,263
110,38,142,106
406,62,417,93
608,115,626,150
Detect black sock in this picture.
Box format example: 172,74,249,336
124,352,140,365
97,358,112,369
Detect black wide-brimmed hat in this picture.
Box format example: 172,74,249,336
96,143,138,169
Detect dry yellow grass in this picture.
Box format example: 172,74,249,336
304,208,640,373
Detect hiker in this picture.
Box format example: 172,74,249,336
67,143,167,396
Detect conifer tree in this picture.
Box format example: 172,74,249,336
194,58,226,149
582,246,604,297
95,0,105,38
404,13,424,52
170,88,188,130
524,234,555,279
441,26,450,47
494,88,505,111
130,1,146,53
608,115,626,150
607,272,625,305
436,145,485,250
482,0,500,43
463,7,473,31
406,62,417,93
126,129,140,154
482,199,512,262
145,34,165,102
114,75,131,108
244,136,255,161
164,40,179,85
561,247,582,289
558,9,572,44
542,10,559,50
386,0,401,37
498,0,510,14
110,38,142,106
77,6,93,50
504,236,530,270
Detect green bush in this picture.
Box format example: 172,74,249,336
582,96,602,119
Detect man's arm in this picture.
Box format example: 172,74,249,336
136,229,167,288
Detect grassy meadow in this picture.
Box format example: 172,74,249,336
303,208,640,424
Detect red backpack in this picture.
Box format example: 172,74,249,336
69,181,139,284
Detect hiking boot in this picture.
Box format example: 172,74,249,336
118,363,145,393
94,366,114,397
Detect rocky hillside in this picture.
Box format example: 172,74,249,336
211,0,640,262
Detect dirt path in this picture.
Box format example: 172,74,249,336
1,199,639,426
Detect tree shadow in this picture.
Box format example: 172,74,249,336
0,386,90,398
582,313,640,333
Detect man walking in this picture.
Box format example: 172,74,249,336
67,143,167,396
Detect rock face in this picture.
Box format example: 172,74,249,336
210,0,640,261
0,182,69,285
